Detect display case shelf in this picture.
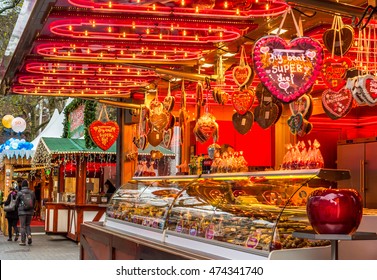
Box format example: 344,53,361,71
105,169,351,259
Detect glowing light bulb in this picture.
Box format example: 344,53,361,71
195,6,199,13
133,53,136,58
108,26,112,32
171,24,174,31
219,31,223,38
183,30,187,36
152,4,156,10
110,70,113,75
108,1,112,8
67,51,71,56
236,8,240,15
69,67,73,71
146,28,150,34
127,68,130,73
120,50,124,55
132,21,136,29
265,4,269,10
153,51,156,56
87,48,90,54
224,1,228,8
100,52,103,57
68,25,72,31
84,30,88,36
181,0,185,6
184,52,188,57
208,26,212,33
159,33,163,39
53,48,56,52
164,54,167,59
137,70,141,75
98,68,102,72
123,32,126,37
195,34,199,41
92,21,96,27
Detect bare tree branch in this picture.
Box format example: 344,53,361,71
0,0,22,14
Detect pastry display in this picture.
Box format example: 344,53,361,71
282,140,324,170
106,170,343,254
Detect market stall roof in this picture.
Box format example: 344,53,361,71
1,0,369,105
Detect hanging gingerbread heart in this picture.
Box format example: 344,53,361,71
232,45,254,88
321,57,353,91
163,82,175,112
148,129,163,147
360,74,377,105
254,103,280,129
287,113,304,135
163,128,173,148
289,94,313,120
232,111,254,135
89,120,119,151
321,87,353,120
133,134,148,150
253,35,323,103
232,88,255,115
323,25,354,56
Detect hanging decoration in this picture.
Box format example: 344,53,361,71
289,94,313,120
89,105,119,151
253,8,323,103
179,80,188,145
232,45,254,88
212,55,229,105
133,106,149,150
287,113,313,137
254,83,281,129
232,111,253,135
322,16,354,56
163,82,175,112
321,57,353,92
321,88,353,120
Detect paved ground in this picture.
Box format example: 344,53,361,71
0,231,80,260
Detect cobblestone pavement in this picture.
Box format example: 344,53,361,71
0,231,80,260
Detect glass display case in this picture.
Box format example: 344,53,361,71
105,169,351,259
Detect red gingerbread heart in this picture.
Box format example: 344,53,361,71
360,74,377,105
321,57,352,92
253,35,323,103
89,120,119,151
321,87,353,120
232,88,255,115
232,65,253,88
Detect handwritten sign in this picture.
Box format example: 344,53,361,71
231,88,255,115
321,57,352,91
89,120,119,150
253,35,323,103
321,88,353,120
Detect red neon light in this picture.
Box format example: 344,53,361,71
68,0,288,19
49,18,242,43
36,43,204,61
25,62,158,77
12,85,132,95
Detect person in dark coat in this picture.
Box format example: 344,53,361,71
104,179,116,194
3,186,20,241
16,179,36,246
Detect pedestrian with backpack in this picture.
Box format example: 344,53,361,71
16,179,36,246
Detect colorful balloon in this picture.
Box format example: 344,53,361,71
2,115,14,128
11,117,26,133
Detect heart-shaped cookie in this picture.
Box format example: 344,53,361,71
360,74,377,105
287,113,304,134
289,94,313,120
149,111,169,131
133,134,148,150
232,111,254,135
254,103,280,129
256,83,277,104
163,128,173,148
232,88,255,115
321,57,352,91
297,120,313,137
163,95,175,112
232,65,254,88
148,129,163,147
89,120,119,151
323,25,354,56
322,87,353,120
253,35,323,103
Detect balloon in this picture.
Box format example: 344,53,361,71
11,117,26,133
11,142,18,149
2,115,14,128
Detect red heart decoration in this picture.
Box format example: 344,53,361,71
232,88,255,115
89,120,119,151
232,65,253,88
361,74,377,104
321,57,352,91
322,87,353,120
253,35,323,103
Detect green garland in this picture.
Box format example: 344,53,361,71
62,99,97,149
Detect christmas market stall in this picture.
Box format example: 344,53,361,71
32,137,116,241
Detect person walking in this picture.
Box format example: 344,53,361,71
16,179,36,246
2,185,20,241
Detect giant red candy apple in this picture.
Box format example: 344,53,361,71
307,188,363,234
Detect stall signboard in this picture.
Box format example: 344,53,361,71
68,104,85,138
253,35,323,103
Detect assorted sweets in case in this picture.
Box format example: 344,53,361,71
105,169,350,256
